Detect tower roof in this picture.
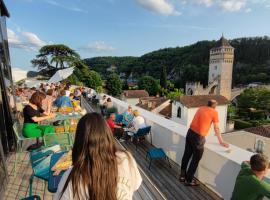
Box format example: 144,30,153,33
214,35,232,48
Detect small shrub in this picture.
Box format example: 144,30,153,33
234,119,253,130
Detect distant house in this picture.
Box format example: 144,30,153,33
122,90,149,105
223,126,270,157
136,97,170,114
171,95,229,134
107,65,117,72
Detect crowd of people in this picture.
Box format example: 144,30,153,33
8,82,270,199
10,83,88,148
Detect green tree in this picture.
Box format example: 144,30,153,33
167,89,184,101
238,87,270,114
86,70,103,90
138,76,160,96
160,66,167,89
106,73,122,96
31,44,80,75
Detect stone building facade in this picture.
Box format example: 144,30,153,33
186,36,234,100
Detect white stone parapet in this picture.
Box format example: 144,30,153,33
99,93,270,200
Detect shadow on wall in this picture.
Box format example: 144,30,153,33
206,161,240,200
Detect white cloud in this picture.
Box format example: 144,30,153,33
22,32,47,47
80,41,116,53
182,0,248,12
7,28,47,51
135,0,181,15
219,0,246,12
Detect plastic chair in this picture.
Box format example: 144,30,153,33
43,133,72,151
146,148,171,170
29,145,61,196
129,126,152,150
21,195,41,200
13,122,36,172
115,114,123,123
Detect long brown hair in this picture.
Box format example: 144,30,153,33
29,91,46,108
61,113,118,200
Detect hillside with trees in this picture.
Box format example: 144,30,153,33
84,36,270,88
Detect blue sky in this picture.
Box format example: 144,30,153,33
5,0,270,71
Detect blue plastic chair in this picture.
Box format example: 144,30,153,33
28,145,61,196
146,148,171,170
115,114,124,123
130,126,152,150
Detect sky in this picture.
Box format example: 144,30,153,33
5,0,270,71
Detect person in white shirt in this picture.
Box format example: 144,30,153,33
54,113,142,200
127,110,146,136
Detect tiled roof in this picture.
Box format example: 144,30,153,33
136,97,168,111
176,95,229,108
159,103,172,118
123,90,149,98
245,126,270,138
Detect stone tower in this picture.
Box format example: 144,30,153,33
208,36,234,99
185,35,234,100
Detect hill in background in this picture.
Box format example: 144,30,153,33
84,36,270,88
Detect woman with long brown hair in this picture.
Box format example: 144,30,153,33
54,112,142,200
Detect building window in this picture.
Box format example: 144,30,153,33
177,107,181,118
214,66,217,70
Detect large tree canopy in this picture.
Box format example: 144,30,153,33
106,73,122,97
138,76,160,96
31,44,80,76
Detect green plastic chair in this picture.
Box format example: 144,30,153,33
13,122,36,172
43,133,72,151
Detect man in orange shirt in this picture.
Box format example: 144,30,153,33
180,100,229,186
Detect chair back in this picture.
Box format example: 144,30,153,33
115,114,123,123
135,126,151,138
106,107,118,116
43,133,72,150
13,122,23,141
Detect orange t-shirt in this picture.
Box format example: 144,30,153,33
190,106,219,137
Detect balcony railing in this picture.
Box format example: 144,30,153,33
101,93,270,200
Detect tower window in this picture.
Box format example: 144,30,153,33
177,107,181,118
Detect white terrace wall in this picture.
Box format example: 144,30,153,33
101,94,270,200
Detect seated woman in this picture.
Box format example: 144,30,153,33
55,113,142,200
42,89,54,114
54,90,73,108
127,110,146,135
23,91,56,139
122,105,134,127
106,113,124,140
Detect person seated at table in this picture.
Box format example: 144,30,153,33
42,89,54,114
128,110,146,133
64,86,71,97
22,91,56,139
121,105,134,127
54,112,142,200
231,153,270,200
73,88,81,101
104,97,114,109
106,113,124,140
99,95,107,115
54,90,73,108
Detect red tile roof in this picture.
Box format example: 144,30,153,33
245,126,270,138
176,95,229,108
136,97,168,111
123,90,149,98
159,103,172,118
